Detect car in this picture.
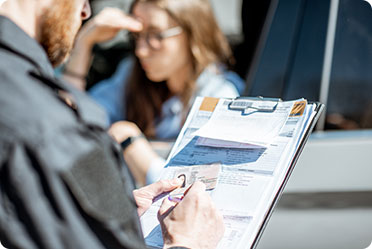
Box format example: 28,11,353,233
230,0,372,248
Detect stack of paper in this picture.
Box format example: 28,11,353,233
194,99,293,147
141,97,322,249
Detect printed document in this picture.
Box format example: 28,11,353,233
140,97,321,249
194,99,294,146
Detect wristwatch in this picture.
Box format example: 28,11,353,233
120,134,145,151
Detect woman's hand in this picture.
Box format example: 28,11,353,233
77,7,143,48
63,8,142,90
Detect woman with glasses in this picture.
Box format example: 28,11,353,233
63,0,244,185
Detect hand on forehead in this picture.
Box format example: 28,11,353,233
132,1,177,31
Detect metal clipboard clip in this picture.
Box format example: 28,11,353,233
228,96,282,113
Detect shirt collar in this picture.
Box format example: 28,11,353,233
0,15,54,77
162,96,183,116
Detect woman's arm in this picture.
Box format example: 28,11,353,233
63,7,143,90
109,121,161,186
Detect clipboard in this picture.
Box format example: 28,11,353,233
140,96,324,249
228,96,281,113
251,101,324,249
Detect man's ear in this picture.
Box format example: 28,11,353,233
81,0,92,20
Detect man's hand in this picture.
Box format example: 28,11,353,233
77,7,142,47
158,182,225,249
133,178,183,217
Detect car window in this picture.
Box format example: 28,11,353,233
244,0,372,130
327,0,372,129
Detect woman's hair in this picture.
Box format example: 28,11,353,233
125,0,233,137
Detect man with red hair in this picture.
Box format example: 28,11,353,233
0,1,224,248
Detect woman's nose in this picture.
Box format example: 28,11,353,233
135,38,151,58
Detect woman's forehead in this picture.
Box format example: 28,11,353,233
132,2,177,30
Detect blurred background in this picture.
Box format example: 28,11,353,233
86,0,372,248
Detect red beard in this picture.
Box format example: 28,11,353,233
39,0,81,67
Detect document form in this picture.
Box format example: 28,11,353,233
140,97,322,249
194,99,293,146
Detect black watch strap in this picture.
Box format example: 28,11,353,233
120,134,145,151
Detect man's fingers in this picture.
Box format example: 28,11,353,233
135,178,183,200
148,178,184,197
183,181,206,197
158,197,176,220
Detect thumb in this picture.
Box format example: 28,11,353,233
147,178,184,197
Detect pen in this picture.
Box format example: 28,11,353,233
168,194,184,203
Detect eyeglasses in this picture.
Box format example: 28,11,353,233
130,26,183,50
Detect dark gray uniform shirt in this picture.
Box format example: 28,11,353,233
0,16,147,249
